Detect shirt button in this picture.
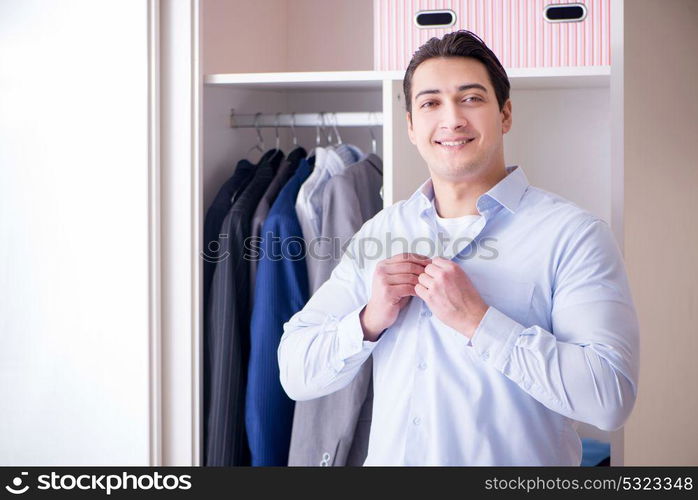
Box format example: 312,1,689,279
523,380,532,390
421,310,432,318
413,417,421,426
481,350,490,361
418,361,427,370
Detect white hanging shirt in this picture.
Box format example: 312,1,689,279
295,144,363,291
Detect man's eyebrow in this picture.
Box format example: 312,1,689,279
414,83,488,100
457,83,488,93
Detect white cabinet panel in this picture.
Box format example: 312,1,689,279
0,0,154,465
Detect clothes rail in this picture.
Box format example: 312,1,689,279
229,111,383,128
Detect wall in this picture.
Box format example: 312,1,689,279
0,0,153,465
623,0,698,465
202,0,287,73
202,0,373,74
505,86,612,224
285,0,374,72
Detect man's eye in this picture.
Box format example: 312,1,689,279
463,96,482,103
420,101,436,108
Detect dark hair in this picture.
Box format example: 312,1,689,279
403,30,510,115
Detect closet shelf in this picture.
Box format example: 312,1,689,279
204,66,610,91
204,71,388,90
506,66,611,89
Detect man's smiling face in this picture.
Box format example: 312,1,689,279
407,56,512,183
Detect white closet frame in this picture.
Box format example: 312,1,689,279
158,0,626,466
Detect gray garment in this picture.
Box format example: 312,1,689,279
249,147,306,305
344,370,373,465
288,357,373,466
288,154,383,467
314,154,383,289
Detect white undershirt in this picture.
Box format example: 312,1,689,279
433,211,482,258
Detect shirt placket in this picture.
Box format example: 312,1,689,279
403,199,499,464
402,206,436,464
403,297,431,465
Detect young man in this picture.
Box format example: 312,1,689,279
278,30,639,466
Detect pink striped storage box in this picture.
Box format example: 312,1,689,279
374,0,611,71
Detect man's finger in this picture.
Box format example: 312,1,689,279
417,272,435,289
414,283,430,300
430,256,454,269
423,263,444,277
383,262,429,276
385,273,420,286
388,283,418,298
386,252,432,264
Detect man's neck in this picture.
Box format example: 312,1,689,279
432,167,508,218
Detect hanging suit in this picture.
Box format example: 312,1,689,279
205,149,284,465
245,157,314,465
249,147,307,305
202,149,276,457
287,154,383,466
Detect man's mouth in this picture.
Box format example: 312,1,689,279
434,138,475,149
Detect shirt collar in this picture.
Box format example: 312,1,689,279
408,165,529,216
314,147,345,176
482,165,529,214
335,143,364,166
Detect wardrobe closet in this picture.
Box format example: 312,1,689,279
156,0,632,466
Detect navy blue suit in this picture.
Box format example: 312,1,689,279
245,157,314,465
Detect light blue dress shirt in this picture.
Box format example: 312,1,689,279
278,165,640,466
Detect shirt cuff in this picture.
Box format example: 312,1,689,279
335,304,380,362
470,306,524,370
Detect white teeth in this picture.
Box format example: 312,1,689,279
438,139,470,146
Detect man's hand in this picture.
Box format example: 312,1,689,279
415,257,489,339
360,253,431,341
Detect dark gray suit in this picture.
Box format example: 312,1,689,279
249,147,306,305
205,149,283,465
203,150,276,455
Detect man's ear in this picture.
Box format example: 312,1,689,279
406,111,416,145
501,99,512,134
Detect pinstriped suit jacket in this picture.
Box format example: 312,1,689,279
202,150,276,456
205,149,283,465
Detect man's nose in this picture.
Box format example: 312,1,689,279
439,102,468,130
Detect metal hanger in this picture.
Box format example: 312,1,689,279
290,112,298,146
246,112,265,158
274,112,281,152
331,112,343,145
368,111,378,154
320,112,333,146
315,113,322,147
